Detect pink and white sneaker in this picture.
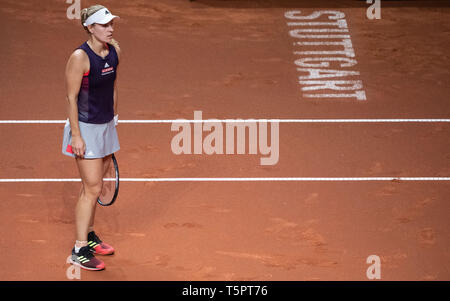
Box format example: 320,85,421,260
88,231,115,255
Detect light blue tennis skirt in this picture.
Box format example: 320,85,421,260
62,118,120,159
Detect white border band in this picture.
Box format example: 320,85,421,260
1,177,449,182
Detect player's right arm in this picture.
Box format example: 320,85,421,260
65,49,88,157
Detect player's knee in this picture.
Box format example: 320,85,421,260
83,182,103,199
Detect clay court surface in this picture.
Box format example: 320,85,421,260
0,0,449,281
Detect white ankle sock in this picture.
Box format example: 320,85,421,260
75,240,87,253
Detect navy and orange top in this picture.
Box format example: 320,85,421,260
77,41,119,124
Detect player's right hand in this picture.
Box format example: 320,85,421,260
71,135,86,158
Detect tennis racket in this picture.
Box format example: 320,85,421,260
97,153,119,206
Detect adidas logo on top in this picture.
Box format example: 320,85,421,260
102,61,114,75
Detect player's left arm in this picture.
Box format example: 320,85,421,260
114,72,119,117
114,42,121,117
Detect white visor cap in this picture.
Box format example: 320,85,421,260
83,8,119,27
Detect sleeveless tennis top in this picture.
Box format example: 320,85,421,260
77,41,119,124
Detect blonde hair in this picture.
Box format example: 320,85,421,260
81,4,120,50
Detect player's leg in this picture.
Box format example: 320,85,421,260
70,157,105,270
87,154,115,255
87,154,111,230
76,157,104,242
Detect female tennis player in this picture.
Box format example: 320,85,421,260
62,5,120,271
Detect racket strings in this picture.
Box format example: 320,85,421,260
98,156,118,205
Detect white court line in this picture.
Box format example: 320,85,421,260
0,177,449,183
1,119,450,124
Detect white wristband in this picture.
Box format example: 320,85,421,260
114,114,119,126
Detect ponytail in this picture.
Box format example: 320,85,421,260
110,38,120,52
